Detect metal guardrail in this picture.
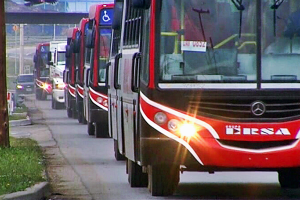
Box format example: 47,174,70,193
6,36,67,47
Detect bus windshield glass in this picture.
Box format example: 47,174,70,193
262,0,300,82
159,0,300,84
41,52,49,66
98,28,112,83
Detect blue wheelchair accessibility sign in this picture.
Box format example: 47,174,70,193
100,9,114,25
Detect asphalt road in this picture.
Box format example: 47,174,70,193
28,96,300,200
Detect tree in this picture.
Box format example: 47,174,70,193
0,0,10,147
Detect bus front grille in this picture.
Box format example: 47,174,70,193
189,99,300,122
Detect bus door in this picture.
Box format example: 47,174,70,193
109,2,125,156
120,1,143,161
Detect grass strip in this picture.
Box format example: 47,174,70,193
0,137,45,195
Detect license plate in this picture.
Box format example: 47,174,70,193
26,88,32,91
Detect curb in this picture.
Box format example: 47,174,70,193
0,182,50,200
9,112,32,127
9,118,32,127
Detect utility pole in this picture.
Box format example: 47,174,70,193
19,24,24,74
0,0,10,147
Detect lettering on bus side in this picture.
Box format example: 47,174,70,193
226,125,291,135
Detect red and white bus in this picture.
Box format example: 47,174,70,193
74,18,89,124
84,3,114,137
64,27,79,118
109,0,300,196
33,42,51,100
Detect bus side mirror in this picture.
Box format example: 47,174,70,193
132,0,151,9
47,52,52,62
66,45,71,58
85,28,95,48
112,2,123,30
73,31,81,53
33,54,37,63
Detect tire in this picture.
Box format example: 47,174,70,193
52,98,57,110
35,89,41,100
67,108,73,118
278,168,300,188
78,112,83,123
82,117,87,124
148,165,180,196
51,98,54,109
128,159,148,187
114,139,125,161
95,122,109,138
87,122,95,136
72,109,78,119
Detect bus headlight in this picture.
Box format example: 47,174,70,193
154,112,167,125
97,97,103,104
55,83,66,89
168,119,180,132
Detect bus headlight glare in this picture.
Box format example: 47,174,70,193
42,83,50,90
154,112,167,125
179,123,197,137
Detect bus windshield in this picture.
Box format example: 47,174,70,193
159,0,300,84
98,28,112,83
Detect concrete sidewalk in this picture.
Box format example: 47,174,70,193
1,100,51,200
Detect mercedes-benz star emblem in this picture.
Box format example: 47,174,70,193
251,101,266,116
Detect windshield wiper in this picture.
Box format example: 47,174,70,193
192,8,216,68
231,0,244,11
231,0,244,38
192,8,210,41
271,0,285,36
271,0,284,9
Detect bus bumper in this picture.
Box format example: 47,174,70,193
140,136,300,170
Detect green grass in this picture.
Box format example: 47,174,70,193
0,137,45,195
8,104,28,121
13,104,28,114
8,115,27,121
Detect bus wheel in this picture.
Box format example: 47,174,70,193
72,109,78,119
82,117,87,124
77,112,83,123
87,122,95,136
128,159,148,187
35,89,40,100
114,140,125,161
148,164,179,196
52,98,57,109
278,168,300,188
95,122,109,138
67,108,72,118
